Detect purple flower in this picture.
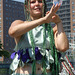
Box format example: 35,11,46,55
17,49,23,59
10,52,16,59
10,47,43,63
21,48,30,62
35,47,39,55
35,47,42,60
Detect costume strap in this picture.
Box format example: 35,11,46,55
29,30,36,75
42,24,47,75
47,23,60,75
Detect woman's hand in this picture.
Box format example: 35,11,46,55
51,13,61,24
44,4,61,24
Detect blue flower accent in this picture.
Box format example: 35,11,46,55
21,48,30,62
35,47,43,60
11,47,43,63
10,52,16,59
17,49,23,59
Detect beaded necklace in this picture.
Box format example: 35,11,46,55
24,0,60,75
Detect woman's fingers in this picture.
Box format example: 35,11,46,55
45,4,55,16
45,4,61,23
50,4,55,13
46,11,49,15
54,3,61,13
49,3,61,14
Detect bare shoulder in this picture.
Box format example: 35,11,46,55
9,20,28,44
11,20,24,26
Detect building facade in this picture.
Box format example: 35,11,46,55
70,0,75,33
0,0,25,54
46,0,75,33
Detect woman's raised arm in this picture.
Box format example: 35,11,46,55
8,4,60,38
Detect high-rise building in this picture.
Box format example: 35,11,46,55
0,0,25,54
70,0,75,33
46,0,75,33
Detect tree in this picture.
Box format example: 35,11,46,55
0,40,10,58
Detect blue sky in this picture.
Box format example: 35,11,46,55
13,0,24,3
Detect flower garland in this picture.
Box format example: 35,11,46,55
47,23,60,75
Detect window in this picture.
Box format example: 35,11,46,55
73,24,75,26
6,4,8,7
0,30,1,33
72,6,74,9
6,9,8,11
72,14,75,17
9,5,11,7
72,10,75,13
72,2,74,5
6,0,8,2
0,17,1,20
6,35,8,37
73,28,75,31
6,17,8,20
72,19,75,22
6,13,8,15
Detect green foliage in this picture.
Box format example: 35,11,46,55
0,69,8,74
0,50,10,58
0,40,2,49
0,40,10,58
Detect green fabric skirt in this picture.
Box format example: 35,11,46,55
11,72,51,75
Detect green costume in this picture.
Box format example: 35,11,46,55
10,25,54,75
10,0,61,75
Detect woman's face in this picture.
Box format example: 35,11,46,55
28,0,43,19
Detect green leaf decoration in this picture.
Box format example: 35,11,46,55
0,40,10,58
0,50,10,58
